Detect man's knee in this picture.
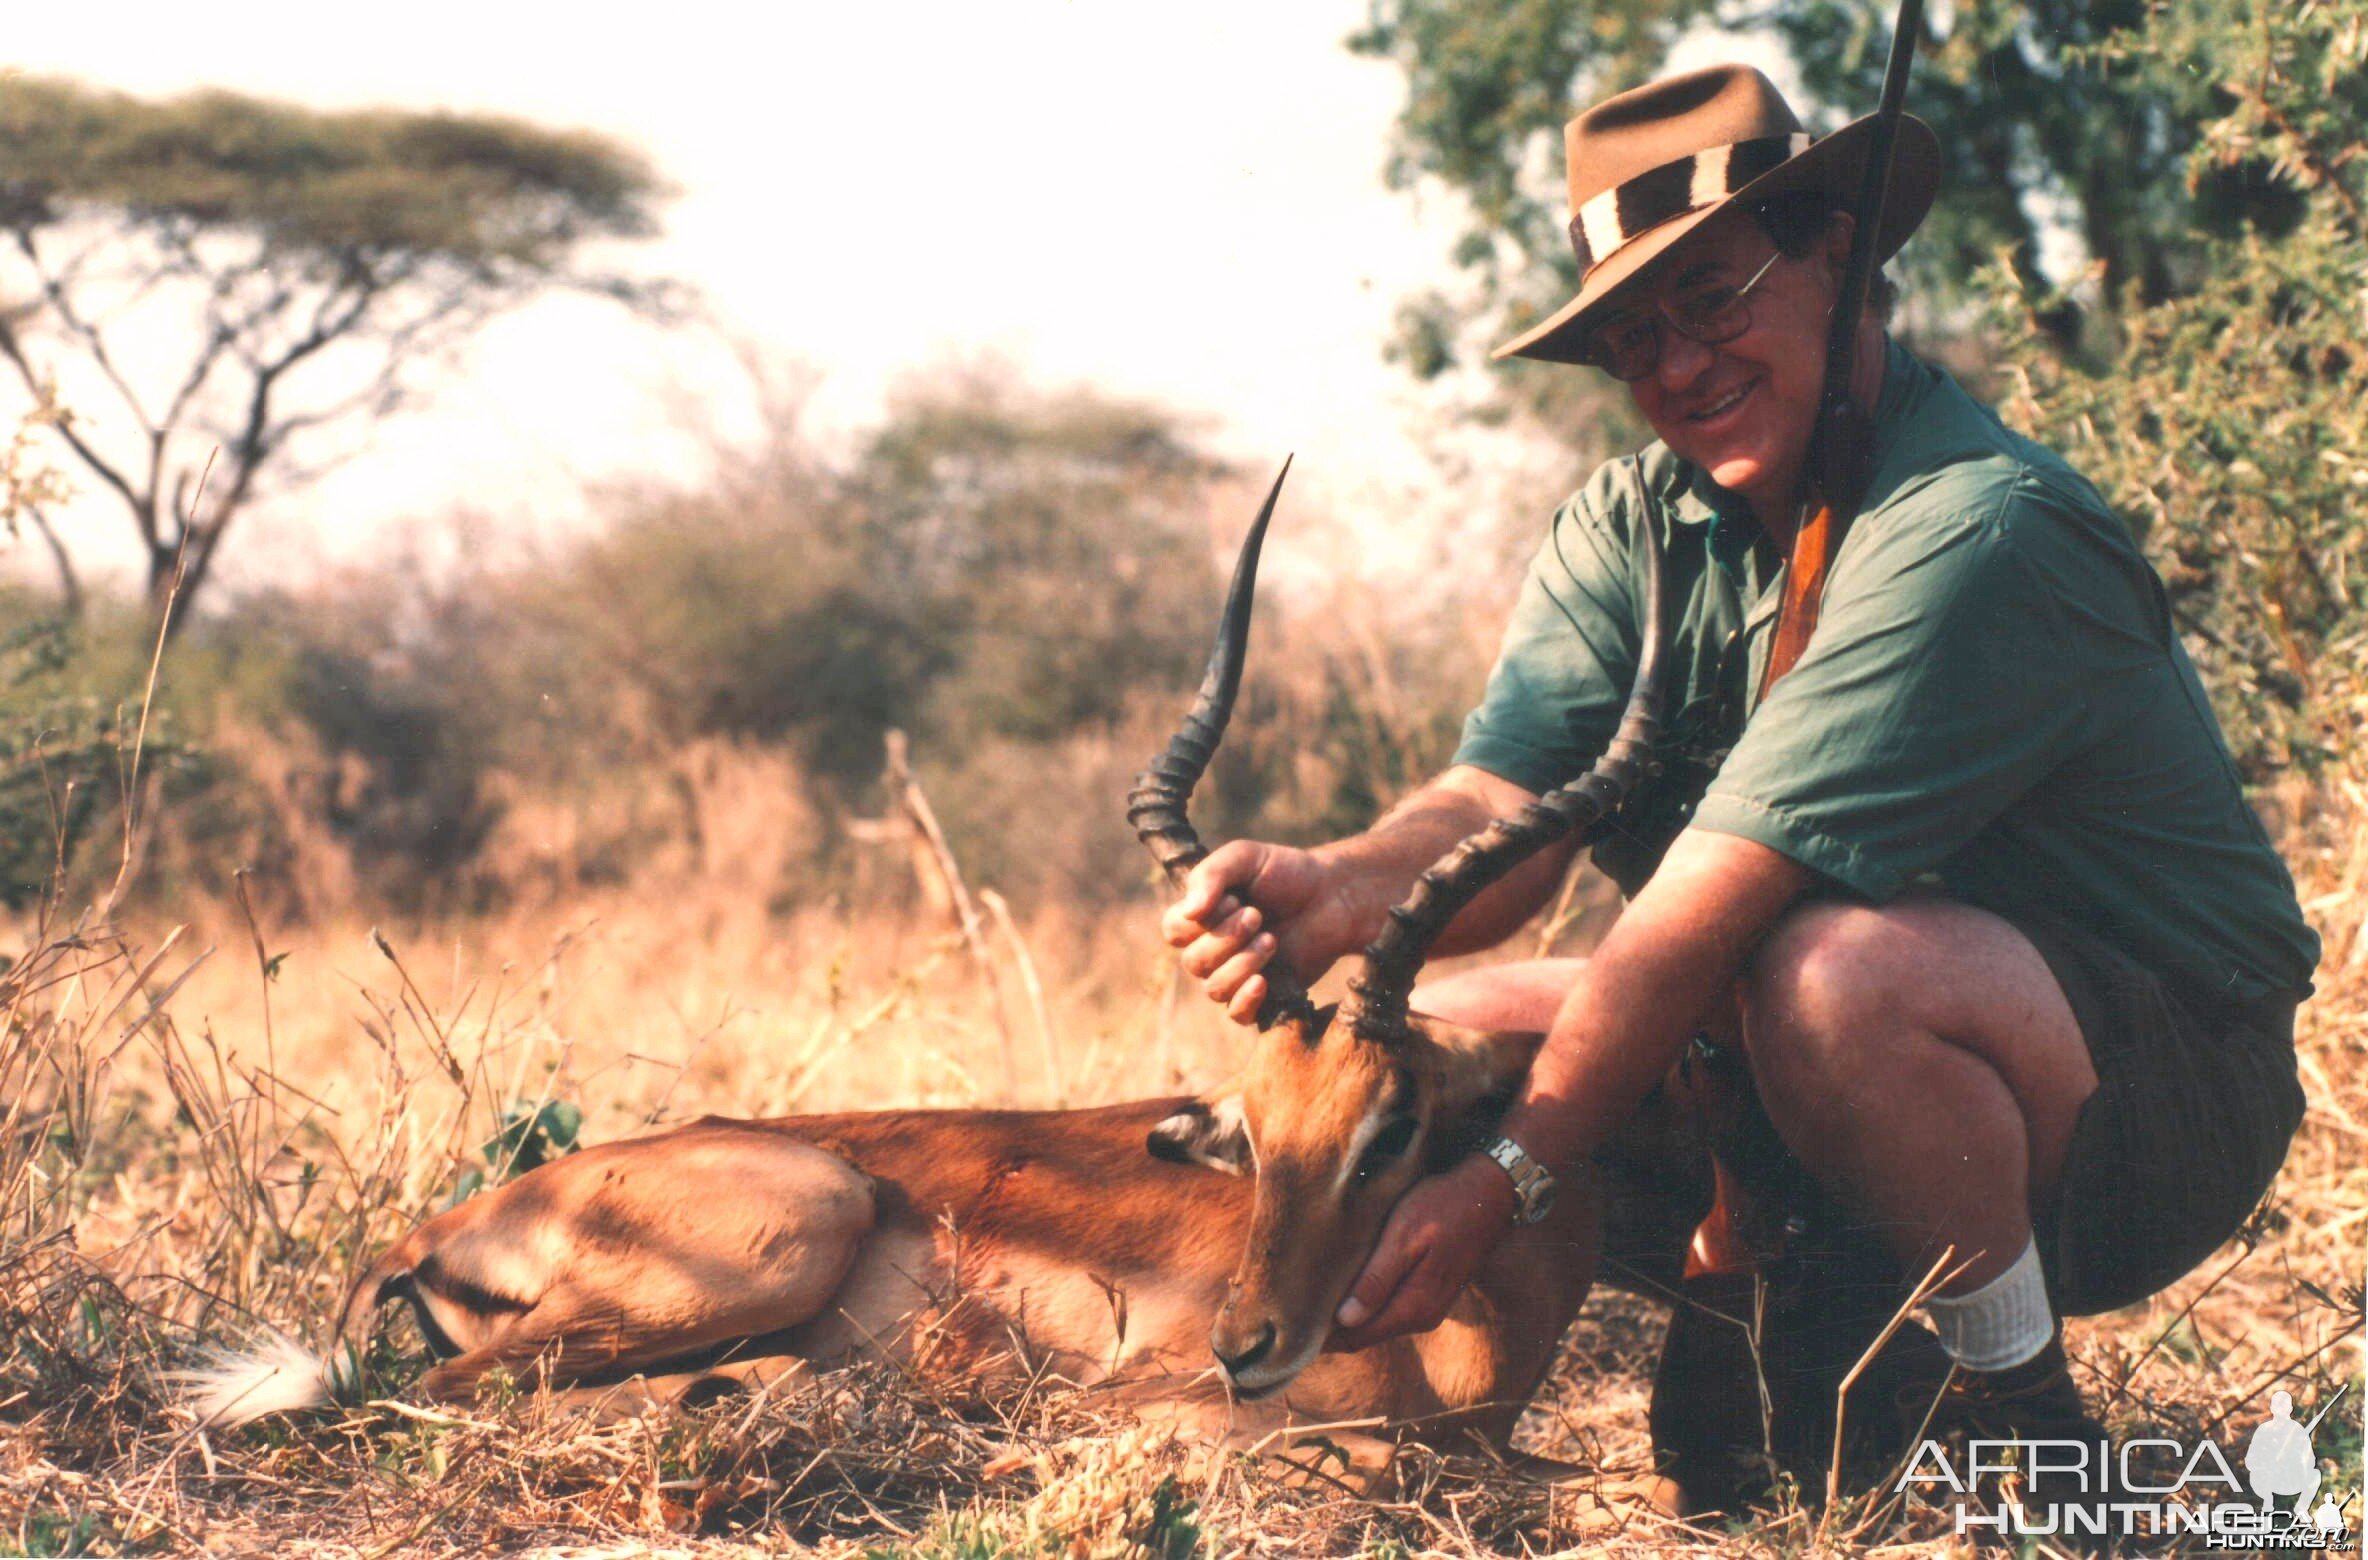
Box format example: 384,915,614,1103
1741,900,1907,1075
1408,958,1586,1033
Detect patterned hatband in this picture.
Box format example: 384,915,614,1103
1568,132,1815,274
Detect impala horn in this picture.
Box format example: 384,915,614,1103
1347,455,1670,1044
1127,458,1319,1031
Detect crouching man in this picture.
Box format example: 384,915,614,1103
1164,64,2317,1520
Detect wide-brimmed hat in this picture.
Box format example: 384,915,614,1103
1494,64,1941,365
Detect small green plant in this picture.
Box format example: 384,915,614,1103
862,1463,1204,1560
20,1505,106,1558
0,620,116,910
866,1516,1022,1560
446,1098,583,1205
1132,1476,1203,1560
2157,1316,2219,1368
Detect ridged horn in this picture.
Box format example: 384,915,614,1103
1127,458,1317,1031
1347,455,1670,1044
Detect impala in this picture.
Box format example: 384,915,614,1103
185,464,1707,1485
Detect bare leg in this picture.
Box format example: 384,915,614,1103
1741,899,2098,1293
1411,958,1587,1032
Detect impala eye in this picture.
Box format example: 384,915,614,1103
1355,1116,1419,1184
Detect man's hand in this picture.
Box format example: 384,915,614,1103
1161,840,1352,1023
1159,768,1567,1026
1325,1156,1518,1352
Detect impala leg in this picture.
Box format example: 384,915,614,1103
1104,1384,1412,1496
384,1122,875,1402
510,1348,817,1419
420,1296,671,1402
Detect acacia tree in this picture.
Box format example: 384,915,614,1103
0,77,677,627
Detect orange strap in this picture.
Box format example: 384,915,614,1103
1758,499,1842,700
1682,497,1844,1280
1684,1158,1757,1279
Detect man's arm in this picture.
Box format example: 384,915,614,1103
1165,764,1577,1022
1498,826,1811,1170
1330,825,1812,1346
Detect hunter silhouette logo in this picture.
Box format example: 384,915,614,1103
2246,1391,2325,1522
1896,1381,2356,1549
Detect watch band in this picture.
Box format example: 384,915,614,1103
1482,1134,1558,1225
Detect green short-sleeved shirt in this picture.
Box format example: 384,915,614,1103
1454,339,2320,1007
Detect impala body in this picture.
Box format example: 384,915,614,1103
195,1073,1705,1474
189,464,1705,1485
306,1080,1635,1457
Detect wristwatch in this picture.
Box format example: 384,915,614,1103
1481,1134,1558,1225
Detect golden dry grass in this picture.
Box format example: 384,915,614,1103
1,766,2361,1558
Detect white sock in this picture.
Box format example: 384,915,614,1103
1922,1238,2055,1372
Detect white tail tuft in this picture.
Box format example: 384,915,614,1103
167,1331,348,1428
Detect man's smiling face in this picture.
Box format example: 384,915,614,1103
1612,211,1848,521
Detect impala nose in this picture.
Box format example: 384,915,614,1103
1213,1320,1278,1380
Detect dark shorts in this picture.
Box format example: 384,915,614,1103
2015,912,2307,1316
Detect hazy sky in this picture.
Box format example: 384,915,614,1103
8,0,1510,588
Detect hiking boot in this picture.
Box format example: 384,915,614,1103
1896,1333,2122,1555
1913,1334,2097,1439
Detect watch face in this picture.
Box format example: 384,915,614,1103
1522,1180,1558,1224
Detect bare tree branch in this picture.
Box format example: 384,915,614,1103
23,503,82,615
155,317,237,438
0,77,674,628
0,310,153,543
15,227,159,437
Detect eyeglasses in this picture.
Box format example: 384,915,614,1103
1577,248,1787,382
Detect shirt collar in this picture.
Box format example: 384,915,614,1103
1858,335,1937,512
1673,462,1753,535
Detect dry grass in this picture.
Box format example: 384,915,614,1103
1,772,2361,1558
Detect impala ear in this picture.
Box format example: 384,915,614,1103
1414,1020,1548,1122
1147,1095,1250,1175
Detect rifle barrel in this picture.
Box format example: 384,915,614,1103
2301,1380,2350,1436
1809,0,1925,513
